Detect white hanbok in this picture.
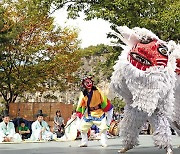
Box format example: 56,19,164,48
0,121,22,142
58,116,80,141
30,120,53,141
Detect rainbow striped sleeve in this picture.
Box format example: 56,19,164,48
76,92,86,114
101,95,113,112
76,106,86,114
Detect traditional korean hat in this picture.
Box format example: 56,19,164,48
2,110,9,118
34,110,47,117
19,119,25,124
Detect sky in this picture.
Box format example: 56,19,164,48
52,8,113,48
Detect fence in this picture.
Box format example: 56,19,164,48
9,102,73,124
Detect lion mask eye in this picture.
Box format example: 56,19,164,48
140,37,153,44
158,44,168,56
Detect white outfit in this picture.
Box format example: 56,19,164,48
30,120,53,141
111,57,175,150
80,116,108,146
110,26,177,153
106,108,113,126
58,117,80,141
170,75,180,135
0,121,22,142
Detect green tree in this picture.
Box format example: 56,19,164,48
0,0,81,110
51,0,180,41
77,44,117,82
111,97,125,113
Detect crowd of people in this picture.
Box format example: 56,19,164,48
0,76,115,145
0,77,159,144
0,75,177,153
0,109,66,142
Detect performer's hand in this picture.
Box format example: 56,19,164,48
70,113,77,119
41,127,46,132
60,129,64,133
55,122,60,125
76,112,83,119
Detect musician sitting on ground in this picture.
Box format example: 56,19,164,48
30,110,53,141
58,111,81,141
53,110,65,138
18,120,30,140
0,110,22,142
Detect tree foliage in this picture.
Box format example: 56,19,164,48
0,0,81,110
78,44,121,83
111,97,125,112
51,0,180,41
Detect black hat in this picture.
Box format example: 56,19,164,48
2,110,9,118
19,120,25,124
34,110,47,117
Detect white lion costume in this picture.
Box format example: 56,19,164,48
171,54,180,136
110,26,179,154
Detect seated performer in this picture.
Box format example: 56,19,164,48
76,76,113,147
30,110,53,141
0,110,22,142
18,120,31,140
58,112,80,141
53,110,65,138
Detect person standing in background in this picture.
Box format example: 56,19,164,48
53,110,65,138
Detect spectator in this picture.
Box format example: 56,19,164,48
58,112,79,141
120,107,124,119
113,112,121,122
0,110,22,142
89,124,100,139
140,120,150,135
18,120,30,140
30,110,53,141
53,110,65,138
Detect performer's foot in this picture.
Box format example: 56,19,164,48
79,144,88,147
101,143,107,147
118,146,133,153
166,147,173,154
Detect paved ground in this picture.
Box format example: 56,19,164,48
0,135,179,154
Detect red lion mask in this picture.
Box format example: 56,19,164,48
128,40,168,71
176,59,180,75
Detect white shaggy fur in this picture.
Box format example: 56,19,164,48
173,75,180,127
110,26,178,152
170,44,180,136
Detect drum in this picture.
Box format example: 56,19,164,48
109,121,119,136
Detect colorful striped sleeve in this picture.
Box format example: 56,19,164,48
100,93,113,112
76,106,86,114
76,92,86,115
